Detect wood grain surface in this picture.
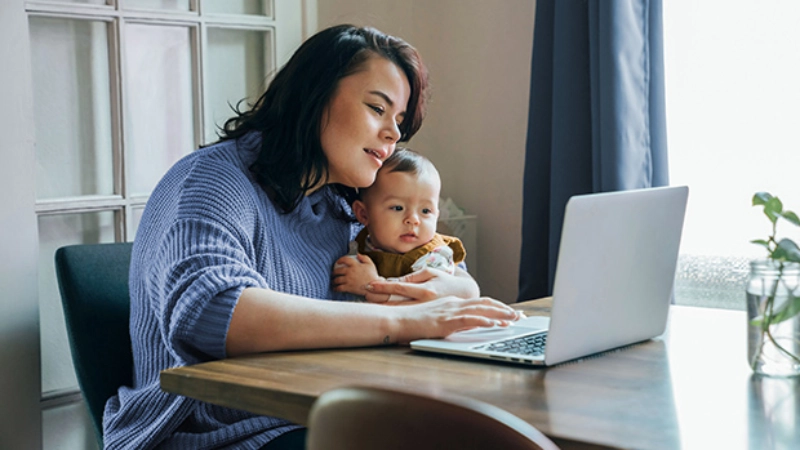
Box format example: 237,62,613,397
161,298,797,450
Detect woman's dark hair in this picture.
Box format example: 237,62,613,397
218,24,430,213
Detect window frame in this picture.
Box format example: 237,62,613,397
26,0,278,407
28,0,276,243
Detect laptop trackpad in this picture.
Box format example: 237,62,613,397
445,316,550,343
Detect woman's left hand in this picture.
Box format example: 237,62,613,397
365,267,480,303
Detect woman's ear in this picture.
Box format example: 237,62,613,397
353,200,369,226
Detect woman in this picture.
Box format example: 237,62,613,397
104,24,520,450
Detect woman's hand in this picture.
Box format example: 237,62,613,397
392,296,522,344
365,267,479,303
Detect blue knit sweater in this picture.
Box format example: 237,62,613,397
104,132,358,449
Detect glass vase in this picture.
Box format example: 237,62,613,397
747,260,800,377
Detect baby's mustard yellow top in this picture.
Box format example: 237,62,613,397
354,228,466,278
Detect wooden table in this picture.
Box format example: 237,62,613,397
160,299,799,449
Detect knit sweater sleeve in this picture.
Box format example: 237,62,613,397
145,153,267,364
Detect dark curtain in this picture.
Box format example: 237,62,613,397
517,0,669,302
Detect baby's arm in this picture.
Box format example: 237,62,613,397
332,254,384,296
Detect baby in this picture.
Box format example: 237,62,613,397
332,148,467,300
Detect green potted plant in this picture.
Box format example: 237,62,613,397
748,192,800,376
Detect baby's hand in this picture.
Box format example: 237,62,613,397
332,254,383,297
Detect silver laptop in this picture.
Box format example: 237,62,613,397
411,186,689,367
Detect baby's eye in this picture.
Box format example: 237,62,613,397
390,205,403,211
422,208,433,215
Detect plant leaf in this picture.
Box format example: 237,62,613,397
753,192,773,206
769,197,784,213
776,239,800,263
751,239,770,250
781,210,800,227
765,197,784,223
766,294,800,325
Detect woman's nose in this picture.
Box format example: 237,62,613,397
382,121,401,143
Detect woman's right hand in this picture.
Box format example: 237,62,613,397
366,267,479,303
392,296,522,344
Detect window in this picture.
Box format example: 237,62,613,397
663,0,800,310
27,0,280,443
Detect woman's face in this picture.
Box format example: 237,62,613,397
320,56,411,189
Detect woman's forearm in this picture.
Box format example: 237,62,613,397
226,286,519,357
226,287,399,356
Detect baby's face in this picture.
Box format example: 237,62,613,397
356,169,440,254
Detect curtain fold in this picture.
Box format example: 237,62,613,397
517,0,668,302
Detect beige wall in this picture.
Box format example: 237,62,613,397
316,0,536,301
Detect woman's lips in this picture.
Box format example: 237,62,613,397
364,148,385,166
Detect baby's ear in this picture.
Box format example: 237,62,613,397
352,200,369,226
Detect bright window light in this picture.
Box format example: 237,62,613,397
664,0,800,309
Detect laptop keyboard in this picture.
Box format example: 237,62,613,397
478,332,548,357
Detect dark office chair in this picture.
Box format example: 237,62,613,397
306,386,560,450
54,242,135,447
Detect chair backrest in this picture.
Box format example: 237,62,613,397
54,242,134,446
306,386,560,450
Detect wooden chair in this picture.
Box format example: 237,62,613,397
54,242,134,447
306,385,560,450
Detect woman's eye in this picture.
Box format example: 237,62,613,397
368,104,385,115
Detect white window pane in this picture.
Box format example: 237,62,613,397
38,211,116,394
124,0,190,11
30,17,114,200
124,23,194,196
205,28,267,143
664,1,800,310
674,255,749,310
203,0,267,16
